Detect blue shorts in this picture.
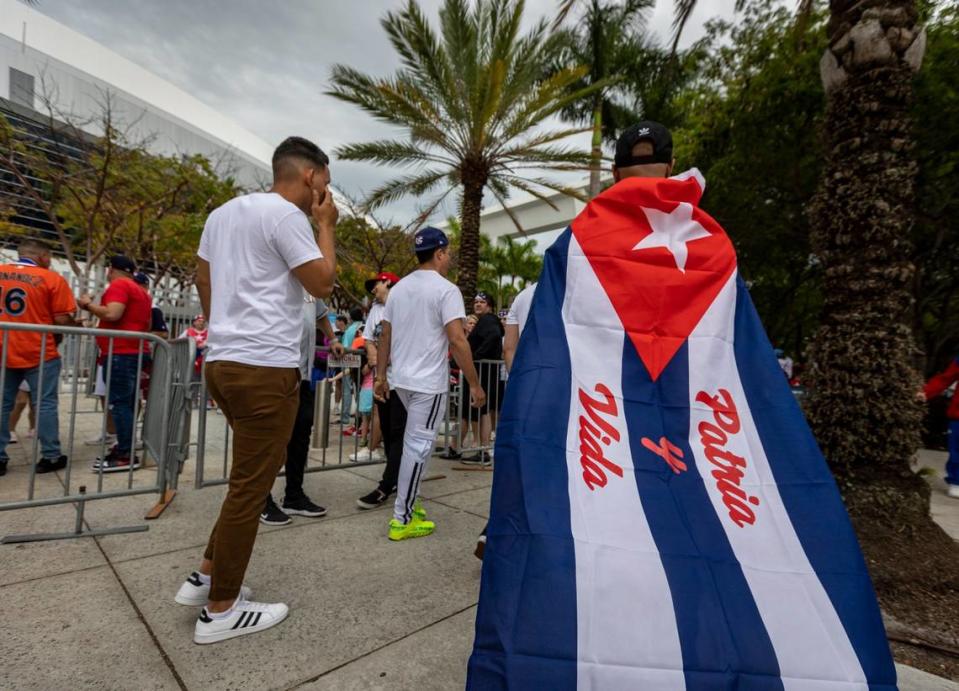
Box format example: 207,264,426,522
359,387,374,414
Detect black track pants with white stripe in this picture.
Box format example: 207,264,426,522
392,388,446,524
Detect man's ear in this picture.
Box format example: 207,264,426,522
612,166,621,183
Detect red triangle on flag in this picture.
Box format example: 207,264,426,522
571,171,737,381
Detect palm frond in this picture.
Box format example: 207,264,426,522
364,169,455,210
493,174,583,209
334,140,457,168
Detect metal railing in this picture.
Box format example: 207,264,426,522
438,359,505,466
192,348,385,488
0,323,194,542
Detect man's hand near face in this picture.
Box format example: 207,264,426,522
310,182,338,230
291,176,338,299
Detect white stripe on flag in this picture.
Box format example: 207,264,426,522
686,272,868,691
563,236,685,690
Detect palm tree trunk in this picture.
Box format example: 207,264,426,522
457,173,486,306
807,1,931,528
588,99,603,200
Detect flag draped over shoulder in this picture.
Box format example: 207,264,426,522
467,170,896,691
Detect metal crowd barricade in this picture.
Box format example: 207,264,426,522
192,348,385,489
439,358,505,467
0,323,193,543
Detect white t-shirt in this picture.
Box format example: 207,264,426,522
506,282,536,335
363,301,386,343
383,270,465,394
198,192,322,368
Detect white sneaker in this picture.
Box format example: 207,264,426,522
85,433,117,446
174,571,252,606
947,485,959,499
349,448,386,462
194,599,289,644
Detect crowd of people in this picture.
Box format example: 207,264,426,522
0,243,174,476
0,125,955,650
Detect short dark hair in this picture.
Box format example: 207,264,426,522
416,247,440,265
18,238,51,256
335,315,347,324
349,306,364,322
272,136,329,180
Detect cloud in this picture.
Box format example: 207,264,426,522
32,0,737,224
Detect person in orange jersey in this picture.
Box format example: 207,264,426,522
0,238,78,476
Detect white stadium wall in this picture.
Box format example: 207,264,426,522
0,0,272,188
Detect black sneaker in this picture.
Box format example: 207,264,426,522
460,451,492,466
260,496,292,526
91,445,119,467
356,488,391,510
0,461,7,476
97,455,141,473
438,447,462,460
36,455,68,474
282,496,327,518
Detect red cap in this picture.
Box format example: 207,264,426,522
364,272,400,293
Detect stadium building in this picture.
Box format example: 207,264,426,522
0,0,272,241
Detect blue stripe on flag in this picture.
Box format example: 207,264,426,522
468,230,577,691
622,338,785,691
731,278,897,691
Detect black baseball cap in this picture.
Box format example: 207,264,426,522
474,292,495,309
110,255,137,274
133,272,150,286
614,121,673,168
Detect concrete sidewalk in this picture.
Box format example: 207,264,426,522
2,437,958,689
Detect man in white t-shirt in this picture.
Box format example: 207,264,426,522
173,136,338,645
503,282,536,371
374,227,485,540
352,271,399,482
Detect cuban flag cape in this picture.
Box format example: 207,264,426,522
467,171,896,690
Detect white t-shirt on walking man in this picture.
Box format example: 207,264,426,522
506,282,537,335
198,192,322,369
383,270,465,395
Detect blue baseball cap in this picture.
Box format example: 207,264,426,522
413,226,449,253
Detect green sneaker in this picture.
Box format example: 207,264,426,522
389,516,435,541
413,503,427,521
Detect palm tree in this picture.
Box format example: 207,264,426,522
327,0,603,302
553,0,655,199
805,3,929,518
498,235,542,288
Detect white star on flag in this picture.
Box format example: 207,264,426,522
633,202,711,273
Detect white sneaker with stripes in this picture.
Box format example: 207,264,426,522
194,599,289,644
174,571,252,606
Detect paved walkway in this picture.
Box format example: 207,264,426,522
2,416,957,689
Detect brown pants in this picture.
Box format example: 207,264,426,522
203,360,300,601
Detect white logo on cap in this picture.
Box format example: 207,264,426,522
415,236,424,245
638,127,650,136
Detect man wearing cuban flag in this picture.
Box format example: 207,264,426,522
467,122,896,690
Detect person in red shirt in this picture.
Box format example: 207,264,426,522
926,356,959,498
0,238,78,476
78,255,152,472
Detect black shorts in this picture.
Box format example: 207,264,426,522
460,361,505,418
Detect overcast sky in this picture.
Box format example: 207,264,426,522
30,0,738,225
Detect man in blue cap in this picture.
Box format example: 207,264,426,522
373,226,485,540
